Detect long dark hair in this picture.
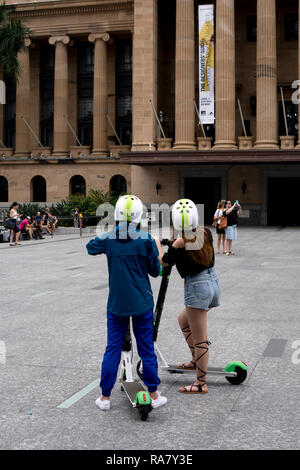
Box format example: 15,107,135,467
182,227,214,267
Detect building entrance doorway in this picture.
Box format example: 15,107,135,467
184,177,221,225
267,177,300,226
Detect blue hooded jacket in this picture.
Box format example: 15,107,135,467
86,222,161,316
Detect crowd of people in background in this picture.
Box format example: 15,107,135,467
2,202,87,246
213,199,241,256
6,203,58,246
4,199,242,251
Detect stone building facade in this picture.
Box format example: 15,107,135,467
1,0,300,225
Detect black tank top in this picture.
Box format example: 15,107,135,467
162,242,215,279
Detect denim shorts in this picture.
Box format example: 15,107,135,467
225,224,237,240
184,267,220,310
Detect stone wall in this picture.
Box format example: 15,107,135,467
0,162,131,203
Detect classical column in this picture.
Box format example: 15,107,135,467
255,0,278,149
30,47,40,151
213,0,237,149
173,0,196,150
132,0,157,151
297,0,300,147
49,35,70,156
0,65,4,145
88,33,109,156
15,39,31,157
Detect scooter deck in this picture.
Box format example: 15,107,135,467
164,365,237,377
121,380,146,406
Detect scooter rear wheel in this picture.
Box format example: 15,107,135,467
138,404,151,421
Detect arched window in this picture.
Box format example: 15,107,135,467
0,176,8,202
31,176,46,202
110,175,127,196
70,175,86,196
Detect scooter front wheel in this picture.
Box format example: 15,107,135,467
224,361,248,385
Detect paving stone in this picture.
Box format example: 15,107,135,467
0,227,300,449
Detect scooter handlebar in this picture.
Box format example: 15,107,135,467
161,238,171,247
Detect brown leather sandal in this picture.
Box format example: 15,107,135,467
178,383,208,394
177,362,196,370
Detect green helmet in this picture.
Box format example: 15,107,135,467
171,198,198,231
114,195,143,223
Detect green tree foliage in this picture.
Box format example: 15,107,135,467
52,189,118,217
18,190,121,226
18,203,44,219
0,2,32,79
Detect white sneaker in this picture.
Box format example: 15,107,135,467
95,397,110,411
151,391,167,409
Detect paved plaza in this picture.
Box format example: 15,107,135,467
0,226,300,450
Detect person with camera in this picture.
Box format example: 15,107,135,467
223,200,241,256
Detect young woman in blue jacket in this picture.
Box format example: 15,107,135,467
86,195,167,411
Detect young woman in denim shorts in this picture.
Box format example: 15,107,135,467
156,199,220,394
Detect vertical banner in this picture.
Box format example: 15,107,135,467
0,80,5,105
198,4,214,124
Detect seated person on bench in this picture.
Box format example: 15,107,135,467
32,215,44,239
43,208,58,235
18,217,34,240
34,212,43,230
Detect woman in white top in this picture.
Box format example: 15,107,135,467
9,202,22,246
213,200,226,254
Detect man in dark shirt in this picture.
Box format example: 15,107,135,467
223,201,241,255
33,212,44,239
35,212,43,228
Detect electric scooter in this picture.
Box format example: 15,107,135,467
119,322,152,421
137,241,248,385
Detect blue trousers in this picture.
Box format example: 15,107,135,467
100,309,160,397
